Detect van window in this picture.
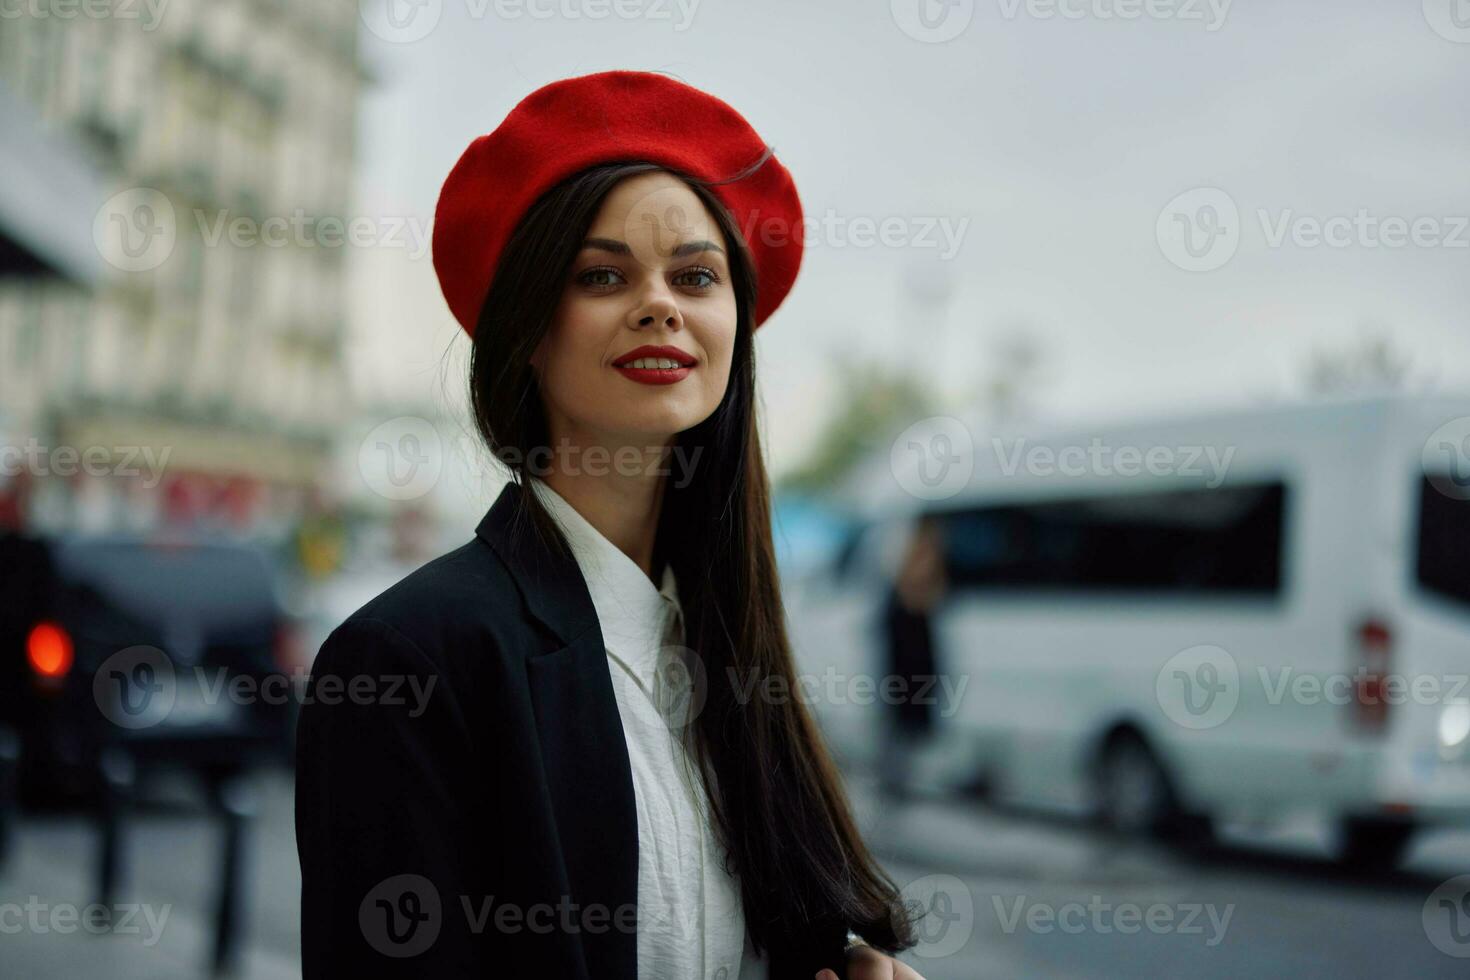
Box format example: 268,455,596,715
941,481,1287,596
1416,475,1470,608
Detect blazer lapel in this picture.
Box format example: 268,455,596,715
475,480,639,980
475,478,598,645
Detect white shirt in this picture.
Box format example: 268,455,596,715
530,478,768,980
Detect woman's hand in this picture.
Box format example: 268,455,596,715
815,945,929,980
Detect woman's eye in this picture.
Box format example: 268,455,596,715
675,267,721,290
578,266,722,291
578,267,625,288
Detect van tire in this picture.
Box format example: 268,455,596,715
1336,817,1415,870
1094,734,1180,838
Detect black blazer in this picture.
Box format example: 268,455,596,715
295,479,853,979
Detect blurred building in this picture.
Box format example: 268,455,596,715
0,1,365,538
0,73,102,529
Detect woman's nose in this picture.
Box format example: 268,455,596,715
629,283,682,330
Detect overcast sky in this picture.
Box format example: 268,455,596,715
343,0,1470,514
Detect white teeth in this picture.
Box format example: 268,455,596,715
623,357,686,369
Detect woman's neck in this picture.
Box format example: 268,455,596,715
539,465,667,583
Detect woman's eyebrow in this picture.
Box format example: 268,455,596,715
581,236,726,257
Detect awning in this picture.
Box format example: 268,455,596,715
0,80,103,285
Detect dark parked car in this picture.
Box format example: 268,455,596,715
0,531,303,805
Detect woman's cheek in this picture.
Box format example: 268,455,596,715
704,352,733,410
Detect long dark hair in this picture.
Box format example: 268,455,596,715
467,157,918,957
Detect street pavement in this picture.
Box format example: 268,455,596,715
3,760,1469,979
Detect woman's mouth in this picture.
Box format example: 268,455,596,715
613,358,694,386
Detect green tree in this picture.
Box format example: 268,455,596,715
778,355,939,495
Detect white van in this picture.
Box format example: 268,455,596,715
787,394,1470,866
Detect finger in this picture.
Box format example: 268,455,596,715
815,971,839,980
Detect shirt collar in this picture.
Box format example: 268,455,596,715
529,477,683,685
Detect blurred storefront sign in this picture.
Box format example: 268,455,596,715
16,415,330,539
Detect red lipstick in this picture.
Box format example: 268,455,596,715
612,344,697,386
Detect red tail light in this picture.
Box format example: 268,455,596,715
1352,616,1392,734
27,621,74,681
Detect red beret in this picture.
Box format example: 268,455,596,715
432,70,804,337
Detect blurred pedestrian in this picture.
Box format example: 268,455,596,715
877,513,949,803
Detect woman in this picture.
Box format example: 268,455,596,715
295,71,926,980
